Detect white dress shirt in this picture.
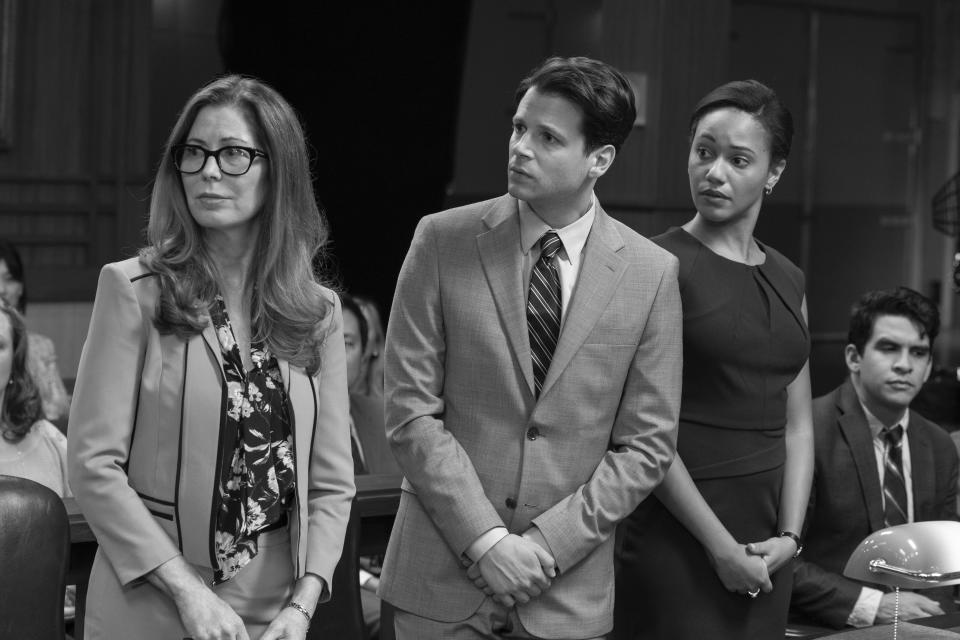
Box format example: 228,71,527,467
464,194,597,563
518,196,596,326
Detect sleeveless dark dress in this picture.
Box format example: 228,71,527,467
614,228,810,639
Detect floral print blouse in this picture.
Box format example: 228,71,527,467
210,295,296,584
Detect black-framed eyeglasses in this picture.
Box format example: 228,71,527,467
171,144,268,176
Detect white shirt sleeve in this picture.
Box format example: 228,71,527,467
847,586,884,627
465,526,509,563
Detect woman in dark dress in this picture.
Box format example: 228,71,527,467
614,80,813,639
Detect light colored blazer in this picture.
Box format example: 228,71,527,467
378,195,682,638
67,258,355,597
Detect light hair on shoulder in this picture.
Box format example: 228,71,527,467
141,74,334,373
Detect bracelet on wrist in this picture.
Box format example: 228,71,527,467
778,530,803,558
285,600,312,626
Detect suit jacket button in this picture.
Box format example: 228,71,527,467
505,497,517,509
526,427,540,441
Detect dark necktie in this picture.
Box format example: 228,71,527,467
527,231,563,397
882,424,908,527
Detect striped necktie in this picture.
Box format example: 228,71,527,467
882,424,908,527
527,231,563,398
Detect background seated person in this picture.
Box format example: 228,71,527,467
352,294,385,398
0,301,74,619
0,301,70,497
0,241,71,422
791,287,959,629
342,293,398,476
342,292,398,640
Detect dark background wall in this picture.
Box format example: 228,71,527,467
216,1,471,314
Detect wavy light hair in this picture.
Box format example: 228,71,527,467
0,303,43,442
140,75,333,372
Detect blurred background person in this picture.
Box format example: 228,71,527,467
341,292,397,640
0,300,70,496
67,75,354,640
616,79,813,639
0,300,75,622
342,293,396,475
0,241,71,422
351,294,385,398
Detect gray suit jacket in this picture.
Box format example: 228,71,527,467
791,380,959,629
378,195,682,638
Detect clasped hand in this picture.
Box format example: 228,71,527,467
746,535,798,575
465,533,556,607
172,583,250,640
709,542,772,595
176,585,311,640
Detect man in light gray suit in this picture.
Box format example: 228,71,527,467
378,56,683,639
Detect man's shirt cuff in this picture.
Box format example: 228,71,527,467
847,586,883,627
465,527,509,563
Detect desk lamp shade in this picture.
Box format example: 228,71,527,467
843,521,960,589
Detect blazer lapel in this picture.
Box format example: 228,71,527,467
540,207,626,398
178,329,226,566
200,322,226,379
836,382,886,531
907,412,934,519
272,357,314,482
477,197,535,396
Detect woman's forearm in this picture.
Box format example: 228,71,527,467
288,573,325,613
654,456,737,557
655,456,774,592
145,554,206,601
778,359,814,535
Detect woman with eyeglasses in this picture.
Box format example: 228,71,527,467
68,75,355,640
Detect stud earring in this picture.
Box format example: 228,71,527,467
764,185,773,195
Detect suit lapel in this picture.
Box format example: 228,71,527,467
540,207,626,398
907,413,934,520
836,382,886,531
477,197,535,396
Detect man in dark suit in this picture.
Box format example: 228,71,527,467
791,287,959,629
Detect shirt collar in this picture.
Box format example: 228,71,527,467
518,195,596,263
859,400,910,439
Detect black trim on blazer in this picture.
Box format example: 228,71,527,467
286,362,301,576
299,371,320,578
123,273,158,474
148,508,174,521
174,343,188,553
136,491,175,506
208,358,229,570
129,271,158,283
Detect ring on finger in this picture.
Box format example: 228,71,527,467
747,588,760,598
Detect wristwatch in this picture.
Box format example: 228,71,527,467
778,530,803,558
